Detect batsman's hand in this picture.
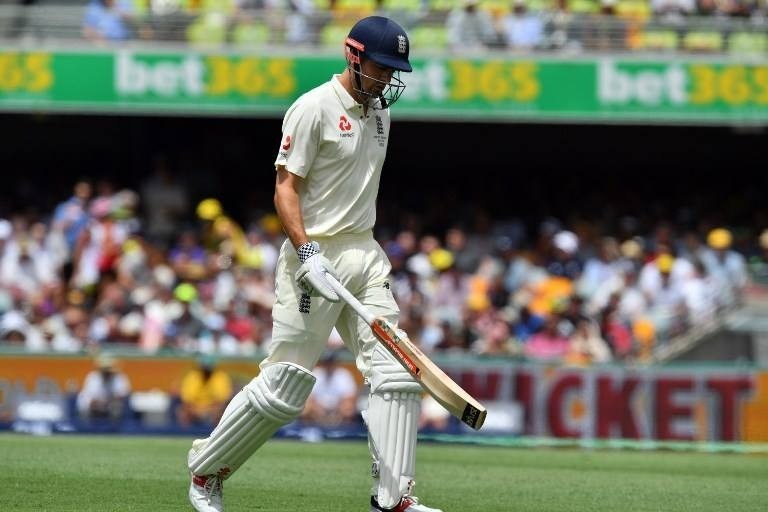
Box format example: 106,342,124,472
295,241,340,302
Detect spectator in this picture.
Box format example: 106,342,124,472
680,259,717,324
512,305,545,342
0,309,47,351
748,229,768,284
652,0,695,24
543,0,578,50
566,317,612,365
166,283,206,352
472,309,514,355
578,236,622,308
638,243,693,304
140,156,190,250
169,229,208,281
700,228,748,308
237,225,279,275
0,234,57,299
445,226,482,274
547,230,582,280
446,0,499,51
72,198,129,291
431,248,469,326
76,353,132,422
616,266,648,324
644,254,687,340
600,304,634,359
177,355,233,428
302,351,359,426
284,0,316,44
52,179,92,255
524,313,570,361
581,0,627,51
83,0,135,42
502,0,544,50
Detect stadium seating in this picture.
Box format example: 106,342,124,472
0,0,764,56
410,25,448,49
728,31,768,54
636,28,679,51
232,21,271,45
682,29,724,53
320,22,355,47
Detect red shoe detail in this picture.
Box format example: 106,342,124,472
372,495,417,512
192,475,209,487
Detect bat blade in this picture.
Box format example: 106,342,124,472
371,318,487,430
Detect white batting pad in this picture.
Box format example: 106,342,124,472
367,390,421,509
188,362,316,478
366,346,422,509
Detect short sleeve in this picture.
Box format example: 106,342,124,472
274,96,321,178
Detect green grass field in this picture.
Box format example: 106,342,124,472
1,433,767,511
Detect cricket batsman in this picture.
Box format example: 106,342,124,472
187,16,444,512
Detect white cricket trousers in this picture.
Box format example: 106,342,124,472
267,231,421,508
265,230,399,377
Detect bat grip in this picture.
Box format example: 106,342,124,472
323,272,376,325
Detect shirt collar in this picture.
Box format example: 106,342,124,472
331,74,360,112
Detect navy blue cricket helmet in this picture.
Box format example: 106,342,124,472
345,16,411,108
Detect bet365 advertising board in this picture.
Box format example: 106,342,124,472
0,49,767,123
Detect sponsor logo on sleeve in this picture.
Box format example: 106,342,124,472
279,134,292,158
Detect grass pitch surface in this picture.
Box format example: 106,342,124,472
1,433,766,511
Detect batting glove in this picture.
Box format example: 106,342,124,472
295,241,340,302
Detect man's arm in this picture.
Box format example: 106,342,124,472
274,165,339,302
274,166,309,250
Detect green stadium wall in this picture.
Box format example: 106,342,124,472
1,49,768,124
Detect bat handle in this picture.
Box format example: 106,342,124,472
324,272,376,325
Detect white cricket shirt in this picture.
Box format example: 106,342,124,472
274,75,391,238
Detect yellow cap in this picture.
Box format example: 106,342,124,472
260,214,282,235
196,198,222,221
212,216,234,237
174,283,198,303
632,317,655,345
656,253,674,273
122,239,141,253
707,228,732,250
429,248,454,271
467,293,490,311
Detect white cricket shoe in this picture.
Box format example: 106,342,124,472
371,495,444,512
189,474,224,512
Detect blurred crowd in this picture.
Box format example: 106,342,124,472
5,0,768,53
0,171,765,368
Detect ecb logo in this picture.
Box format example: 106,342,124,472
397,34,407,54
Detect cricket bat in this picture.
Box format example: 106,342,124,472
324,273,487,430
